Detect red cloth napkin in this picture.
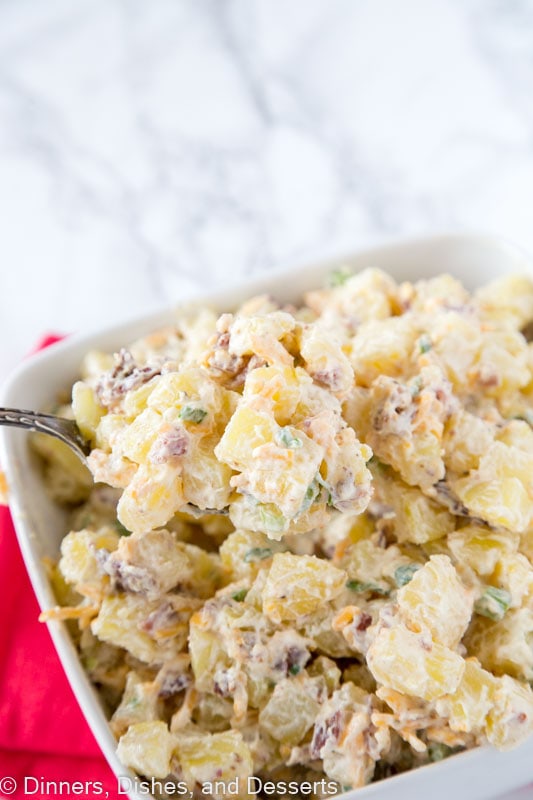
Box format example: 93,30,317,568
0,336,118,799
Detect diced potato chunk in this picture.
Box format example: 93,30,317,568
475,274,533,329
117,462,184,533
335,538,402,591
452,442,533,533
118,408,162,464
243,365,303,425
349,316,417,387
491,553,533,609
464,608,533,682
94,413,128,451
367,624,465,702
92,595,185,663
228,311,295,363
174,729,253,794
72,381,105,440
259,677,321,745
147,368,205,412
117,721,174,778
231,432,324,522
397,555,473,648
122,377,160,417
181,436,233,511
60,527,119,587
300,323,354,396
107,531,221,599
219,529,286,581
443,410,493,475
436,658,498,733
215,406,277,470
188,613,230,692
111,671,160,737
486,675,533,750
447,526,519,577
262,553,346,623
376,474,455,544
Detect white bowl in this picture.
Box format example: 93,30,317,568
2,235,533,800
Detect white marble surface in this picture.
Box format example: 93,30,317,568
1,2,533,797
2,0,533,383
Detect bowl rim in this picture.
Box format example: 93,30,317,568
2,232,533,800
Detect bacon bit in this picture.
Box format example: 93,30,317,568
205,328,246,379
213,668,237,698
158,671,191,698
477,372,499,388
311,710,342,758
142,602,181,639
356,612,373,632
312,367,343,392
96,349,160,408
330,468,369,511
149,426,189,464
372,381,414,435
243,354,268,376
273,644,310,676
104,558,158,596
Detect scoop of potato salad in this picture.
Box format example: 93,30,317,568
36,268,533,798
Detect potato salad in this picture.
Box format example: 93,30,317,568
36,268,533,798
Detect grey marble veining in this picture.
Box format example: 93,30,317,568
1,0,533,390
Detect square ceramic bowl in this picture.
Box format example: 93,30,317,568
2,235,533,800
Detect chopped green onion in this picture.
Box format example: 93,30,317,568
428,743,455,762
300,480,320,513
232,589,248,602
474,586,512,620
179,405,207,423
368,455,386,471
259,505,286,533
346,579,389,596
243,547,273,563
314,472,334,507
418,334,432,354
289,664,301,676
512,410,533,427
114,519,131,536
328,266,353,287
410,377,423,397
315,472,330,489
83,656,98,672
276,427,303,449
394,563,421,588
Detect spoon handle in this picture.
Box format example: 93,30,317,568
0,407,91,462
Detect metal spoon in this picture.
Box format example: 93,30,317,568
0,407,226,517
0,407,91,463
